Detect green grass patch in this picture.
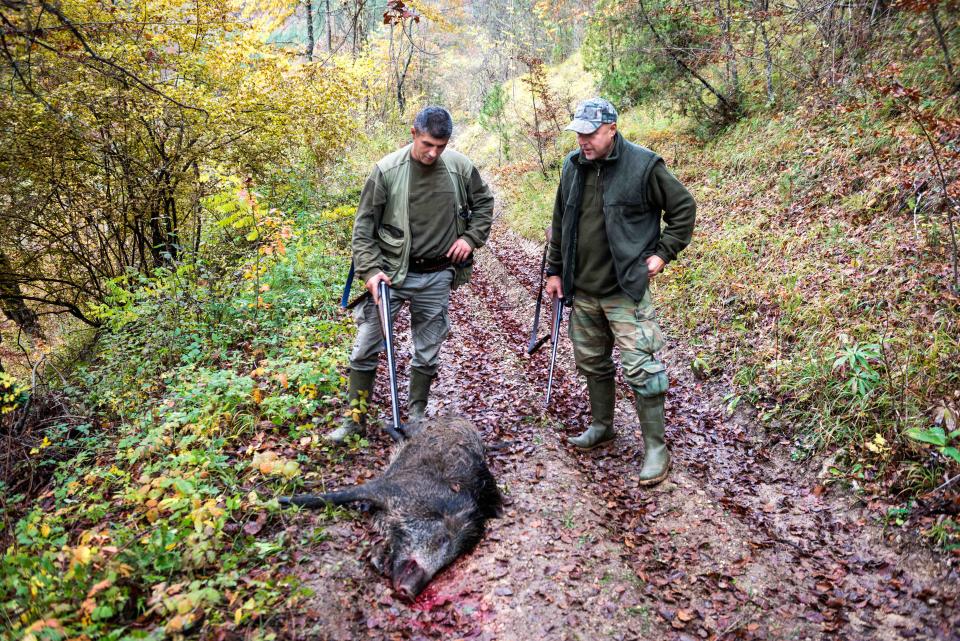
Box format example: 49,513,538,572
498,167,560,241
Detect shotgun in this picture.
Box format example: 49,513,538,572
526,229,564,404
545,296,562,406
527,229,553,355
376,281,406,442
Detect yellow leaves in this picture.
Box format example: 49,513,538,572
251,387,264,405
242,263,268,281
188,499,224,534
865,433,890,456
30,436,52,455
70,545,94,567
0,372,29,414
406,0,456,31
350,406,364,425
233,597,259,625
250,451,300,479
320,204,358,221
281,460,300,478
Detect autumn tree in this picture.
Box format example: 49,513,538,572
0,0,366,332
479,84,512,164
518,55,570,175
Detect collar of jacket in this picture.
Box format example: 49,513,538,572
573,132,623,168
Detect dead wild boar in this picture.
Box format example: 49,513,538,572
280,415,502,598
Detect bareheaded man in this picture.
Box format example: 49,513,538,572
327,106,495,442
545,98,696,485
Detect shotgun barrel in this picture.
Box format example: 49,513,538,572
527,228,554,355
545,297,562,406
376,281,405,442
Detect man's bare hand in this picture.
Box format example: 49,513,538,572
545,275,564,301
365,271,392,304
646,255,666,279
446,239,473,264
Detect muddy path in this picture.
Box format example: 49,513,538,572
277,221,959,640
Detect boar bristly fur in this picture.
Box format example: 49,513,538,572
281,416,501,598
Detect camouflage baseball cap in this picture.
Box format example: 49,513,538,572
565,98,618,134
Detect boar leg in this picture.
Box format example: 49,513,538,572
279,481,390,510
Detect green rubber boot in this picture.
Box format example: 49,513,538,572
568,376,616,450
636,393,670,485
326,368,376,443
408,368,434,423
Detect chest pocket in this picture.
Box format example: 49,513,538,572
377,223,404,256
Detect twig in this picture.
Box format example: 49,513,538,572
905,106,960,293
929,473,960,496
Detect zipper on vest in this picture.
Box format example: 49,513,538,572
597,164,604,205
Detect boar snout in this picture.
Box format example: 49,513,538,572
394,558,428,599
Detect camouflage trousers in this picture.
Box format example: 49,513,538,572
349,269,453,376
568,289,669,398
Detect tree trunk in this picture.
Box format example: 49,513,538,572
305,0,315,60
0,249,44,339
760,20,775,104
325,0,332,51
717,0,740,104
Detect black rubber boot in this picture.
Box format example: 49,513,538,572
408,368,434,423
636,393,670,485
326,368,376,443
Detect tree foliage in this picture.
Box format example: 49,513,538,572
0,0,367,330
582,0,959,128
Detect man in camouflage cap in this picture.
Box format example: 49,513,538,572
545,98,696,485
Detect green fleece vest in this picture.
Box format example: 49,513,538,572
557,135,662,302
375,144,475,289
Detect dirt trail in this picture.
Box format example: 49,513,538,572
280,220,959,640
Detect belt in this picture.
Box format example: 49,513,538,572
408,255,453,273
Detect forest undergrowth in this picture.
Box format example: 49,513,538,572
1,203,364,639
